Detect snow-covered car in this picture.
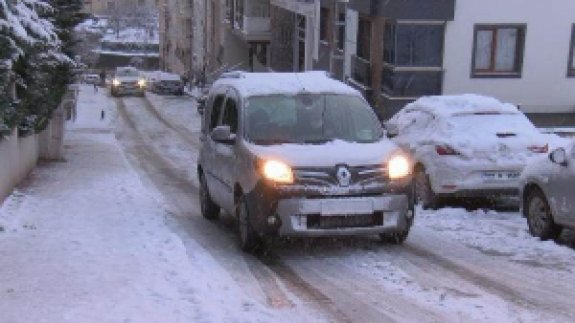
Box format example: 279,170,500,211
83,74,101,85
385,94,550,209
110,66,146,97
197,72,415,252
148,71,184,95
520,141,575,240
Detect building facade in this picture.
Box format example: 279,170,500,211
442,0,575,125
159,0,225,83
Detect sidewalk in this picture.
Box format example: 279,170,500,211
0,85,274,323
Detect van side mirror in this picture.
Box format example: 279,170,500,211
385,123,399,139
549,148,568,166
211,125,235,144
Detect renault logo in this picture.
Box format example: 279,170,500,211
336,166,351,187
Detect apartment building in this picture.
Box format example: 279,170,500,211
159,0,224,82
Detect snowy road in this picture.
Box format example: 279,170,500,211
111,90,575,322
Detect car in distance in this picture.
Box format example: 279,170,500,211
83,74,101,85
520,141,575,240
111,66,146,97
148,71,184,95
197,72,415,252
385,94,550,209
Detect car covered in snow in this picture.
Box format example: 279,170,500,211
83,74,101,85
197,72,415,251
111,66,146,97
520,141,575,240
148,71,184,95
385,95,550,209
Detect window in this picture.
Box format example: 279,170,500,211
336,12,345,51
319,8,329,42
356,17,371,60
209,95,226,131
472,24,526,77
221,97,239,134
384,22,444,67
569,24,575,77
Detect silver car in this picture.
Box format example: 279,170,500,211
197,72,415,252
520,141,575,240
111,66,146,97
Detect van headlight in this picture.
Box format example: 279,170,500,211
261,160,294,184
138,79,146,87
112,79,121,86
388,155,410,179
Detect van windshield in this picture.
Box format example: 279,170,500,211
116,69,139,77
245,94,383,145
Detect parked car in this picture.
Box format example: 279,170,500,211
197,72,415,251
385,94,550,209
520,141,575,240
110,66,146,97
148,71,184,95
83,74,101,85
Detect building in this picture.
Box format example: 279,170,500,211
442,0,575,126
159,0,225,83
224,0,271,72
269,0,319,72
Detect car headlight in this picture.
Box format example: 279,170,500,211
112,79,121,86
138,79,146,87
261,160,294,184
388,155,410,179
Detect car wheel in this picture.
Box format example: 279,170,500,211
526,189,562,240
379,229,410,245
415,167,440,209
199,174,219,220
237,195,260,252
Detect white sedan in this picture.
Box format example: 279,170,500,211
386,94,550,209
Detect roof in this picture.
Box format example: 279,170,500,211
405,94,520,117
212,71,360,98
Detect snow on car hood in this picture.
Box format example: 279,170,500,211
245,139,401,167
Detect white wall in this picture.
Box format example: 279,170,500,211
443,0,575,113
0,130,40,203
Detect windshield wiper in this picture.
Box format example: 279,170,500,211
301,139,331,144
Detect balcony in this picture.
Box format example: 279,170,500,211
351,55,371,88
236,16,271,41
381,68,443,98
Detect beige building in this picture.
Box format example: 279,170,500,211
82,0,158,16
158,0,225,82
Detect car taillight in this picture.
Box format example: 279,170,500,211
528,144,548,153
435,145,460,156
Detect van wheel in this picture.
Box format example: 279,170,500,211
380,229,410,245
526,189,562,240
199,174,219,220
415,167,440,210
237,195,260,252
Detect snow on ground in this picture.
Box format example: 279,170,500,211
0,85,290,323
416,206,575,271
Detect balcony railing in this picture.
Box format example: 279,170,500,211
381,68,443,98
351,55,371,87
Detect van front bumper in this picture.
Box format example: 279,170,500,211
274,195,412,237
245,180,414,237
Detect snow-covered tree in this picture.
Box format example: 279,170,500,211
0,0,81,136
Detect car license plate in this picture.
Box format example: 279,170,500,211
482,171,520,181
321,199,373,215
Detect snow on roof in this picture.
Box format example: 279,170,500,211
213,71,360,98
405,94,520,117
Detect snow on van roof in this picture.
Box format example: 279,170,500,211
405,94,520,117
213,71,360,97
